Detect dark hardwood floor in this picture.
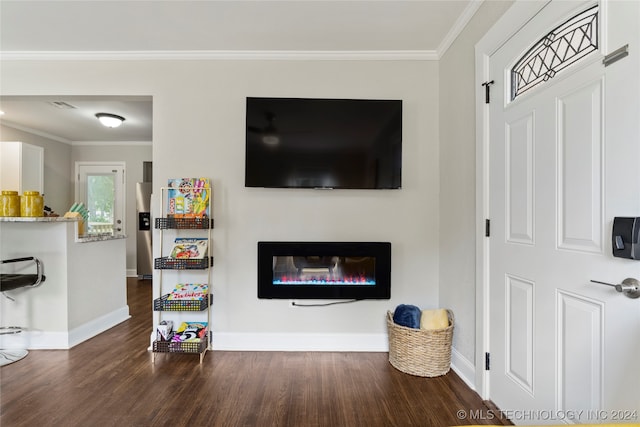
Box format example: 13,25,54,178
0,278,511,427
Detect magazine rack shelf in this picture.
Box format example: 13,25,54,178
152,182,213,364
155,217,214,230
153,340,208,354
154,293,213,311
154,256,212,270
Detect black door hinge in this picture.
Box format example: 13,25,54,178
485,219,490,237
485,352,490,370
482,80,495,104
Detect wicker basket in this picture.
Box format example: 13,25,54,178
386,309,454,377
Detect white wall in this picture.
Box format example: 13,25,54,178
439,0,513,368
1,58,440,344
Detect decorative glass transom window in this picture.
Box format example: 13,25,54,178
511,5,598,101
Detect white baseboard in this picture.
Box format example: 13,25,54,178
0,305,130,350
212,332,389,352
450,346,476,391
68,306,131,348
0,330,69,349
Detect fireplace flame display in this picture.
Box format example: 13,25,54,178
257,242,391,299
272,256,376,286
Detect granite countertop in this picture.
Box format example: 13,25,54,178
76,234,127,243
0,217,127,242
0,216,78,222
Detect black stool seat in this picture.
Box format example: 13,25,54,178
0,256,46,365
1,274,45,292
1,257,46,293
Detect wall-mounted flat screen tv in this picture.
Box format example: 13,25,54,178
245,97,402,189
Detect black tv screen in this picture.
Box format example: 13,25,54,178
245,97,402,189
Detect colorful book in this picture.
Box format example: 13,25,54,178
171,322,208,343
167,283,208,300
167,178,211,218
169,238,208,259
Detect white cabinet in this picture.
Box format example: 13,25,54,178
0,141,44,193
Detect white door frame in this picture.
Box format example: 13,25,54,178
475,0,554,400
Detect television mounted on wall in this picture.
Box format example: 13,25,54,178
245,97,402,189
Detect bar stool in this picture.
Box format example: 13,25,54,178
1,257,46,366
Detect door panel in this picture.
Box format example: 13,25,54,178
506,275,534,395
556,79,603,253
556,290,603,413
506,114,535,245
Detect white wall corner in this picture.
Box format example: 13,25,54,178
450,346,476,391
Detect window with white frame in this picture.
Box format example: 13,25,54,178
75,162,126,236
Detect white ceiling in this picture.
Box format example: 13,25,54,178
0,0,482,143
1,0,477,54
0,96,153,144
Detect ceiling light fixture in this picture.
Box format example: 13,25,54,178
95,112,125,128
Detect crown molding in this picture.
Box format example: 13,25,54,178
71,140,152,147
1,121,151,146
1,120,71,144
437,0,484,57
0,49,439,61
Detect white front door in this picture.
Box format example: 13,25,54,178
485,1,640,424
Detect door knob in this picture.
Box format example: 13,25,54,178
591,278,640,299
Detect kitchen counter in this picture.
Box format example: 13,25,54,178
0,220,129,349
0,217,127,243
0,216,77,222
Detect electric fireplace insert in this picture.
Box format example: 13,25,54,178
257,241,391,299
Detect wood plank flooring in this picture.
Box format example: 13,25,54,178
0,278,511,427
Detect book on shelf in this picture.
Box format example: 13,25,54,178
169,238,208,259
167,178,211,218
167,283,208,300
156,320,174,341
171,321,208,343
